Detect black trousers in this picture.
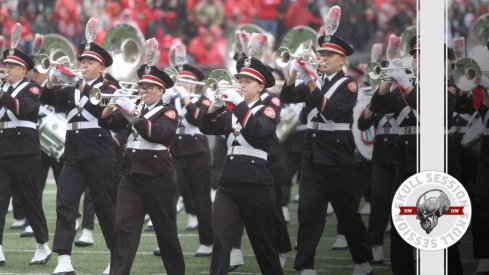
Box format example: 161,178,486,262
12,151,63,221
0,154,49,244
110,173,184,275
294,163,372,270
52,158,116,255
230,156,292,254
174,153,214,245
211,184,283,275
368,163,395,246
81,146,123,230
279,149,302,206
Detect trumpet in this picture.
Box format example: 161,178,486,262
89,87,140,107
35,54,75,74
367,61,414,80
275,47,318,68
453,57,489,91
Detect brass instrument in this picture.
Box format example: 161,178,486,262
102,23,145,82
89,87,140,107
38,34,77,64
35,54,75,74
275,47,318,68
453,57,488,91
367,61,414,80
163,67,206,87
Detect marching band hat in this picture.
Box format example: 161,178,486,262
137,64,174,89
409,36,420,56
235,57,275,88
177,64,205,81
317,35,354,56
2,48,34,70
78,42,113,67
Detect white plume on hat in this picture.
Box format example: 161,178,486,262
453,37,465,60
247,33,268,59
145,38,158,65
85,18,98,44
386,34,400,61
324,5,341,36
32,34,45,56
235,31,250,56
10,23,22,50
371,43,383,62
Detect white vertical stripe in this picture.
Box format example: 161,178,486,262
418,0,446,274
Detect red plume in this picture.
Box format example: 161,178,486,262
371,43,383,62
324,5,341,36
247,33,268,59
386,34,400,61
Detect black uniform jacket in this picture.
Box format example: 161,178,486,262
358,111,397,165
280,71,358,166
170,95,211,157
40,76,115,159
199,100,279,185
261,91,282,157
0,78,41,156
99,101,178,176
370,82,418,172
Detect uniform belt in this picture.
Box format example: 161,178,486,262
376,127,398,135
398,126,418,135
306,121,350,131
227,145,268,160
176,127,202,135
0,120,37,129
66,121,100,130
296,124,307,131
448,126,466,134
126,140,168,151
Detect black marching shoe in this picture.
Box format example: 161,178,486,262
153,248,160,256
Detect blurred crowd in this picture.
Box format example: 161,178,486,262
0,0,416,70
447,0,489,49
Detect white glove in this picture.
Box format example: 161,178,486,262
386,69,411,89
175,86,189,98
114,97,136,113
221,88,243,106
293,61,314,84
109,89,123,105
292,60,306,75
52,69,77,86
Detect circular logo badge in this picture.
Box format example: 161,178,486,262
391,171,471,251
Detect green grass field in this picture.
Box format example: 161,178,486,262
0,178,477,274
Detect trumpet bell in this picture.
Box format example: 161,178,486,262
276,47,292,68
367,61,383,80
204,69,236,94
35,54,51,74
89,87,103,105
454,57,481,91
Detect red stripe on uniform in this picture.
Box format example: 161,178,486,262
242,109,252,127
193,108,200,119
142,75,166,88
320,43,346,56
240,68,266,86
321,96,327,112
147,120,151,137
15,99,19,115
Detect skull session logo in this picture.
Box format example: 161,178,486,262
391,171,471,250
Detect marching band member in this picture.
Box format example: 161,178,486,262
41,41,116,275
0,46,52,267
169,64,214,256
200,57,283,275
100,64,185,275
281,34,373,275
368,36,418,275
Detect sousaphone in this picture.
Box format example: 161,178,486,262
38,34,77,64
102,23,145,82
